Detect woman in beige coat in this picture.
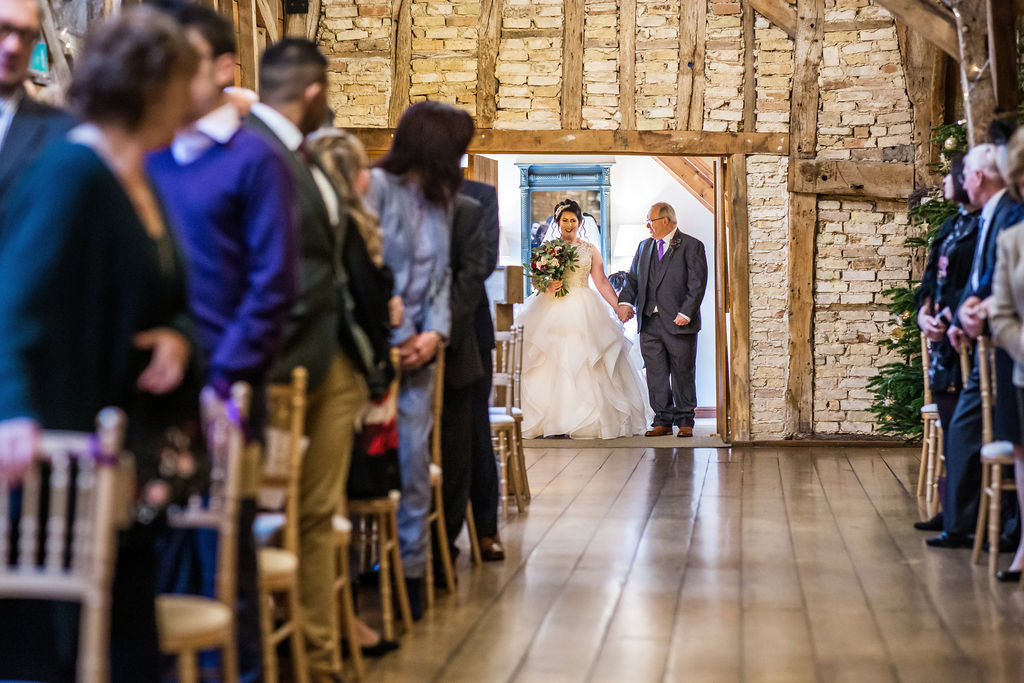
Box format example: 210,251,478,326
986,127,1024,581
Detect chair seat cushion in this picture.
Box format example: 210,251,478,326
490,407,522,417
921,403,938,415
981,440,1015,462
252,512,285,548
258,547,298,580
157,594,232,649
490,414,516,426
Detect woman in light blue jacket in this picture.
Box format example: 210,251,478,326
365,101,475,614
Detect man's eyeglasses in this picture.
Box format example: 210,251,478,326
0,23,39,48
645,217,667,226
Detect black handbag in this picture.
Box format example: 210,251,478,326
346,387,402,500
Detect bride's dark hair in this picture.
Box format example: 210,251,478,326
553,198,588,240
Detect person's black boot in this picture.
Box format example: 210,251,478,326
913,513,943,531
404,576,424,621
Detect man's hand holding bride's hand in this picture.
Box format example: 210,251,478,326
546,280,563,294
617,305,635,323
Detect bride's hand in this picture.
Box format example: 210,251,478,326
546,280,562,294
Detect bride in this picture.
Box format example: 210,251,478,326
517,198,652,438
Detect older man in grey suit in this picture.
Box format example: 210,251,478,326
618,202,708,437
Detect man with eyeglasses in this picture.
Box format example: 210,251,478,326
617,201,708,438
0,0,72,212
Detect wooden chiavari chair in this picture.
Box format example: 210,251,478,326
157,383,250,683
490,327,528,514
970,337,1017,576
425,345,457,609
0,408,131,683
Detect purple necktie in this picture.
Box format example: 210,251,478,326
657,239,665,260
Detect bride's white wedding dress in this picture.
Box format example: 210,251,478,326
517,242,653,439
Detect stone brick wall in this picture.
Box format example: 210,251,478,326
315,0,921,439
747,155,791,439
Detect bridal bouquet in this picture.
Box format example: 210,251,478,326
527,240,579,298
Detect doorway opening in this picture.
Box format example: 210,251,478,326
470,153,732,443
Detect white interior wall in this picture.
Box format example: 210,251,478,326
482,154,717,410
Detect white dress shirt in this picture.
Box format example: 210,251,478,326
170,103,242,165
0,88,25,154
250,101,339,226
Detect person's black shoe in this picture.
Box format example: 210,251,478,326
996,569,1022,582
361,638,400,658
913,513,943,531
925,532,972,549
405,576,424,621
982,537,1018,553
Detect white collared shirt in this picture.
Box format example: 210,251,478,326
970,188,1008,290
0,88,25,154
251,101,339,226
170,103,242,165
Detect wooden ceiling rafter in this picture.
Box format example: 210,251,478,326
873,0,959,59
655,157,715,212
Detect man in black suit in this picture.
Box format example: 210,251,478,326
617,201,708,438
0,0,73,211
440,179,505,562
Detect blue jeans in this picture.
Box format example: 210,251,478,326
396,363,436,578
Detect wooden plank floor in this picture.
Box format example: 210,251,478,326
358,446,1024,682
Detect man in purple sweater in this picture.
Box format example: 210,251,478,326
147,5,299,681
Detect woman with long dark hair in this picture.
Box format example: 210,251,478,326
516,198,652,438
364,100,474,615
913,156,980,531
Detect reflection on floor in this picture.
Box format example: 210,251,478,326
522,417,722,448
360,446,1024,682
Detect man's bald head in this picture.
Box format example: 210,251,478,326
0,0,41,97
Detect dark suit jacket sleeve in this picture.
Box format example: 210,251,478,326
976,206,1024,299
618,244,642,306
678,238,708,320
450,195,487,343
915,215,954,311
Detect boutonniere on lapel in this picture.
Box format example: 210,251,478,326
667,233,682,253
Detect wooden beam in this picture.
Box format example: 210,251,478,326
254,0,279,43
742,0,756,133
561,0,584,129
791,160,915,198
873,0,958,59
655,157,715,211
388,0,412,127
987,0,1019,119
895,22,946,188
786,192,816,436
236,0,259,90
476,0,502,128
786,0,823,437
349,128,790,156
38,0,70,87
678,0,706,130
619,0,637,131
952,0,996,145
749,0,797,38
283,0,321,40
825,19,894,32
728,154,751,443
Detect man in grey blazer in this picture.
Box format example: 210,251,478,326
618,202,708,437
0,0,73,212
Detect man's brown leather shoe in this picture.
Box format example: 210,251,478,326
677,427,693,437
645,425,672,437
480,536,505,561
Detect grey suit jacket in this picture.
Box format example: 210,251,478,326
988,222,1024,387
246,114,341,392
445,193,489,387
617,229,708,335
0,95,74,215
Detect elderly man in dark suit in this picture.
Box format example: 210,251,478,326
0,0,73,211
440,179,504,565
617,201,708,437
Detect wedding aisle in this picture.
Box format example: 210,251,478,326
360,445,1024,682
521,418,723,448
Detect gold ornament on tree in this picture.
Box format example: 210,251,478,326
943,136,958,151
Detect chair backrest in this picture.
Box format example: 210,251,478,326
0,407,131,683
958,339,972,385
493,330,516,412
977,336,997,444
920,333,933,406
431,345,446,467
511,325,523,410
170,382,250,607
262,367,308,555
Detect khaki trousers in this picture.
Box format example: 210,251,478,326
298,351,367,673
